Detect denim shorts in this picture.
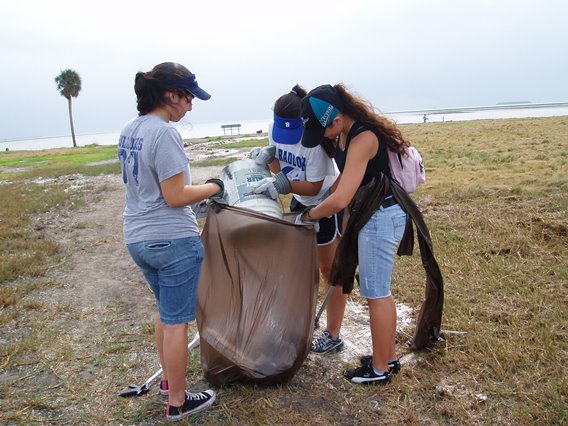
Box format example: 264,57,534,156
127,236,204,325
357,204,407,299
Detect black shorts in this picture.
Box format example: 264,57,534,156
290,197,342,246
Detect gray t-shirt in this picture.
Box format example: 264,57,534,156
118,114,199,244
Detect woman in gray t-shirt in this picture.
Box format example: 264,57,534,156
118,62,221,421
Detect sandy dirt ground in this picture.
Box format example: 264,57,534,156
25,146,416,422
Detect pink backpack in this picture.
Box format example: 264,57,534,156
387,146,426,193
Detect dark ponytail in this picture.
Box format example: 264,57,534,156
273,84,307,118
134,62,192,116
134,72,166,115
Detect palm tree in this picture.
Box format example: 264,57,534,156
55,69,82,147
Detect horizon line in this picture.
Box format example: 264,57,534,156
386,101,568,115
2,101,568,143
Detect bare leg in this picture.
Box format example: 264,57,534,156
163,322,189,406
317,238,346,339
155,314,167,381
368,296,396,372
389,299,397,361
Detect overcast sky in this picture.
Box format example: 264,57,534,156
1,0,567,140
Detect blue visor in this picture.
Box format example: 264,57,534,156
271,114,303,145
162,74,211,100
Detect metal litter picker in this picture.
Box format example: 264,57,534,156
118,333,200,397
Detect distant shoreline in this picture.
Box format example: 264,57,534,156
388,101,568,115
2,105,568,151
4,102,568,144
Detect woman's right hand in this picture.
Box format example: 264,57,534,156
205,178,225,199
161,173,226,208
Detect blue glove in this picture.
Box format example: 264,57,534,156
249,146,276,166
251,171,291,199
294,209,320,232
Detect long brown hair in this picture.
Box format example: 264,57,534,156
334,84,409,154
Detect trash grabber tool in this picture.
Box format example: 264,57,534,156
314,286,335,329
118,332,200,397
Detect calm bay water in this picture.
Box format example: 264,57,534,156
0,120,271,152
2,104,567,151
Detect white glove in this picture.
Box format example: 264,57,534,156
251,171,291,200
249,146,276,166
190,200,208,219
252,177,279,199
294,211,320,233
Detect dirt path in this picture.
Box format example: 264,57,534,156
52,167,227,307
41,166,226,334
30,167,224,422
29,163,415,423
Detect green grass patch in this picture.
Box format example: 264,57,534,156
0,145,119,180
192,156,239,167
185,133,267,145
220,137,268,149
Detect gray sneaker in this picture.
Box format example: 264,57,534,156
311,330,344,354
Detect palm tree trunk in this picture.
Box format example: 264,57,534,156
68,98,77,148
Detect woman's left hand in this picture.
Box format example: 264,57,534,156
294,210,320,232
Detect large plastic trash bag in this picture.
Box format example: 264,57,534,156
197,202,319,385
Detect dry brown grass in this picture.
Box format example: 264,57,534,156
0,117,566,425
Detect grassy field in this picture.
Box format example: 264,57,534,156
0,117,566,424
